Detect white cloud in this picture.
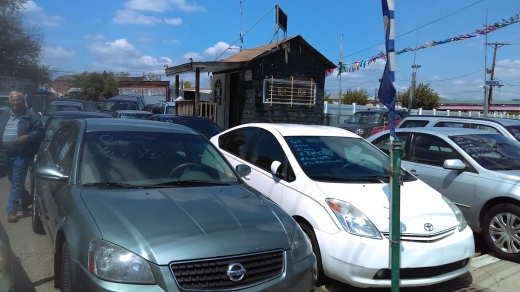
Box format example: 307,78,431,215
164,39,181,45
23,1,60,26
164,17,182,25
113,9,161,25
88,39,139,56
495,59,520,79
125,0,170,12
170,0,206,12
453,80,465,85
203,42,239,56
44,46,74,59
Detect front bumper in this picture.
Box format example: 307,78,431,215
70,251,316,292
315,226,474,288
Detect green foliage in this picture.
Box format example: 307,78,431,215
182,81,192,89
324,90,333,104
397,83,440,110
0,0,52,89
71,71,131,101
341,88,369,105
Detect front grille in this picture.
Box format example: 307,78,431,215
373,258,470,280
381,226,456,243
169,250,285,291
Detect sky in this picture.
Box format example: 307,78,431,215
23,0,520,101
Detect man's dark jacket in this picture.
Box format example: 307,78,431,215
0,107,44,158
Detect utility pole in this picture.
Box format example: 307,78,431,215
485,42,509,111
408,64,421,113
338,34,343,118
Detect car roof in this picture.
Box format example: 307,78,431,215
377,127,502,137
354,109,408,114
232,123,360,138
83,118,199,135
107,95,143,101
50,111,111,118
115,110,152,114
155,101,176,105
403,115,520,126
49,100,83,106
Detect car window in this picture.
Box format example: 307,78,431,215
47,123,74,162
433,121,465,128
370,132,410,159
102,101,138,111
249,129,287,176
284,136,415,182
55,125,79,175
219,128,257,159
399,120,429,128
165,106,176,114
505,125,520,142
410,133,460,167
79,131,239,186
466,123,500,134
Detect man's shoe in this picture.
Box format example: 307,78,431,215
7,212,18,223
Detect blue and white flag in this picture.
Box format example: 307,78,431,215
378,0,397,137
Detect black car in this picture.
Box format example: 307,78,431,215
39,100,84,125
99,95,147,113
338,109,408,138
29,111,113,197
149,114,222,139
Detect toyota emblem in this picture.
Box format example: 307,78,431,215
227,263,247,282
424,223,434,231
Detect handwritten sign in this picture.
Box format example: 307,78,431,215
287,138,343,166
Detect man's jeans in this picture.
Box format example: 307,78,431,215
6,152,31,213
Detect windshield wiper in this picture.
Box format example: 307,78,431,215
145,180,229,188
81,182,140,189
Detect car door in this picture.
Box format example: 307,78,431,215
405,133,478,219
42,123,78,241
243,129,292,204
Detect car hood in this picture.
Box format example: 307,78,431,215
494,170,520,182
80,185,290,265
338,123,375,129
316,179,457,234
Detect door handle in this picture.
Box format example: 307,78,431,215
410,170,419,176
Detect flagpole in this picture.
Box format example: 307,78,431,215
338,34,343,120
239,0,243,51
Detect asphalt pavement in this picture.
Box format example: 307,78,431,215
1,175,519,292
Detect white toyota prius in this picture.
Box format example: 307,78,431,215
210,123,474,288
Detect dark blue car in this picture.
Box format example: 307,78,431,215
149,114,222,139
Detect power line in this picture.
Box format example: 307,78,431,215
332,0,484,62
428,69,483,82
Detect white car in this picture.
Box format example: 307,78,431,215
210,123,474,288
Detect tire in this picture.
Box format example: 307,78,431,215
60,242,72,292
298,222,325,284
31,191,45,235
483,203,520,262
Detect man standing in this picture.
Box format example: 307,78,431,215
0,91,43,223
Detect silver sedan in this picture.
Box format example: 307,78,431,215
367,127,520,262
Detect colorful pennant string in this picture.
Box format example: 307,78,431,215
326,12,520,76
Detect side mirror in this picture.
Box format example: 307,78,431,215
35,166,68,182
270,161,282,177
235,164,251,177
443,159,466,171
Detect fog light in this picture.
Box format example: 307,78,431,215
373,268,390,280
461,258,469,267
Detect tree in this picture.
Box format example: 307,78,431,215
71,71,132,101
341,88,369,105
323,90,333,104
145,72,161,81
182,81,192,89
397,83,440,110
0,0,52,88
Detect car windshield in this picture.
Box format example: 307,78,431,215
284,136,415,183
450,134,520,171
119,113,151,120
80,131,239,186
102,101,137,111
44,105,81,115
165,106,176,114
505,125,520,142
45,117,82,140
345,112,382,125
165,118,221,139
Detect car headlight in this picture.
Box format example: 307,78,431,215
291,224,313,264
326,198,382,239
88,239,155,284
442,196,468,232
